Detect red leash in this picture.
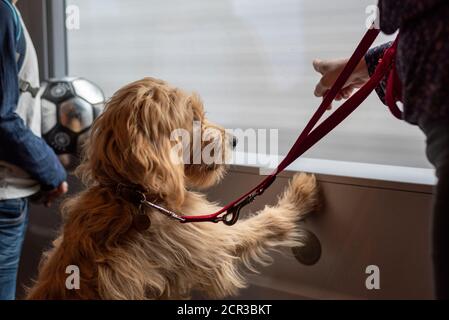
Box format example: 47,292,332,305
130,28,402,226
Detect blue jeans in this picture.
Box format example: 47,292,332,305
0,198,29,300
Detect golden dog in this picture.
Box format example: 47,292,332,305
27,77,318,299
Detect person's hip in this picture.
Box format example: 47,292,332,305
0,197,29,230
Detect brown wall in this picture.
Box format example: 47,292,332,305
206,166,434,299
17,166,434,299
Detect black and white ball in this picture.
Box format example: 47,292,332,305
41,77,105,155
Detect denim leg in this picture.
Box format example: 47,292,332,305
0,198,29,300
418,115,449,300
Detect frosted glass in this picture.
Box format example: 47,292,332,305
67,0,430,168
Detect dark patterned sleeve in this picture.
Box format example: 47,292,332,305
364,41,393,105
379,0,445,35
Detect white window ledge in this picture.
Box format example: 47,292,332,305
230,152,436,187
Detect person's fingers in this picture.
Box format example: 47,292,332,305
351,78,366,89
44,194,55,207
314,78,330,97
312,59,336,76
322,90,331,110
341,87,353,99
314,82,324,97
344,84,361,98
313,59,331,75
43,182,68,207
44,192,60,207
45,189,58,198
322,96,333,110
59,181,69,195
314,58,361,108
346,88,355,99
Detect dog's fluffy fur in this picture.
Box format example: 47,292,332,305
27,78,319,300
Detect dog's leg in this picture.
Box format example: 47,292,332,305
193,173,318,298
226,173,319,266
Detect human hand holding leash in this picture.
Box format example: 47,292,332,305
313,57,370,109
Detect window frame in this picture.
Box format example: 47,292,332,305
18,0,68,80
20,1,434,184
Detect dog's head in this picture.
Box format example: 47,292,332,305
79,77,236,208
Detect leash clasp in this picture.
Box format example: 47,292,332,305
116,183,186,222
141,199,186,222
218,175,277,226
220,194,256,226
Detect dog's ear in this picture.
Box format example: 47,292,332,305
133,129,186,208
79,78,187,209
125,81,188,208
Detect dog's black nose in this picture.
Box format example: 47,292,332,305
232,136,238,149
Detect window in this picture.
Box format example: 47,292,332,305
67,0,430,168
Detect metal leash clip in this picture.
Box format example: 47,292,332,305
217,175,277,226
116,183,186,223
140,199,186,222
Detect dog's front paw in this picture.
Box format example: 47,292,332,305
279,173,319,217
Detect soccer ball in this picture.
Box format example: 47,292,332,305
41,77,105,155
